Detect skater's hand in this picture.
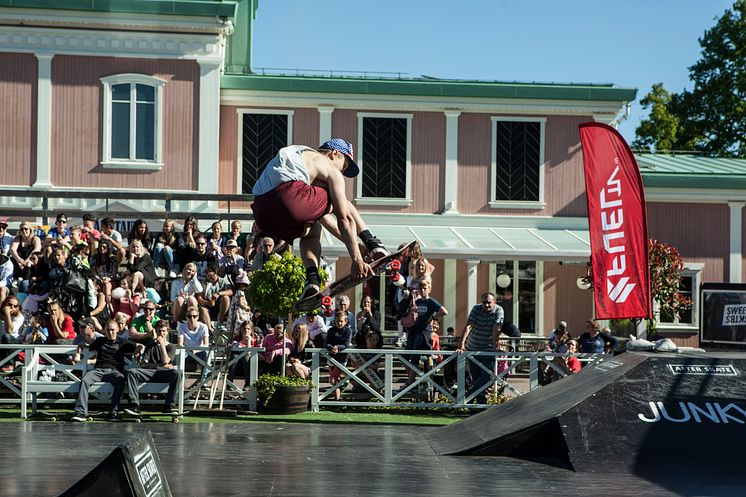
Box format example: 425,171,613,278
350,259,374,281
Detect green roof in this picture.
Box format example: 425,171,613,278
637,154,746,189
0,0,238,18
221,73,637,102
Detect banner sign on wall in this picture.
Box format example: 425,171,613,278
701,283,746,344
579,122,651,320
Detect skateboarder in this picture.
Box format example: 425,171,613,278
252,139,389,299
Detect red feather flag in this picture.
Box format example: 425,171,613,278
579,122,651,319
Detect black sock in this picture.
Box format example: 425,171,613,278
359,230,373,244
305,265,320,285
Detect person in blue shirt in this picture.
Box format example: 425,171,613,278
578,319,618,354
404,280,447,385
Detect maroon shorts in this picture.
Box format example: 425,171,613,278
251,181,330,242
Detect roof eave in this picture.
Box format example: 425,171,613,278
220,74,637,102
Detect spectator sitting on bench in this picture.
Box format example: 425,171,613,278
71,319,137,422
177,306,209,374
45,299,77,345
196,262,232,327
170,262,202,323
124,320,180,416
128,300,160,343
71,317,103,365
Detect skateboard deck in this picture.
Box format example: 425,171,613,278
121,410,188,423
293,240,416,313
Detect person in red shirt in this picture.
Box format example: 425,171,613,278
45,299,76,344
566,339,582,373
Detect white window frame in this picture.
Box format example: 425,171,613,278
100,73,165,171
656,263,703,332
355,112,413,207
236,108,294,194
490,116,546,210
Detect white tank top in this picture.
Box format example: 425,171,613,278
252,145,315,196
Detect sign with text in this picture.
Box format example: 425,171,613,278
701,283,746,344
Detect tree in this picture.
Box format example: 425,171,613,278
631,84,698,153
633,1,745,157
247,251,328,319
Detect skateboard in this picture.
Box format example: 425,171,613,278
29,410,103,422
121,410,189,423
293,240,415,314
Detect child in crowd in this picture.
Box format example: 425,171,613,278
566,339,582,373
324,310,352,400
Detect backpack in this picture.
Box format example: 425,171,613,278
397,293,419,328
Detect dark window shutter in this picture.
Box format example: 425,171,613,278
362,117,407,198
242,114,288,194
494,121,541,201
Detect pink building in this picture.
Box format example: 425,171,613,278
2,1,739,345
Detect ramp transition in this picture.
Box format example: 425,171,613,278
427,352,746,472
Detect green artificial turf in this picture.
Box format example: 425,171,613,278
0,407,468,426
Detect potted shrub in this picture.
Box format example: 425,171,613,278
255,373,314,414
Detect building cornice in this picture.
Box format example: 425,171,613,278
0,24,224,60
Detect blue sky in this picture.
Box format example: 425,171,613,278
252,0,734,144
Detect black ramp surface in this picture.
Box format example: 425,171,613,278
427,351,746,476
426,352,644,458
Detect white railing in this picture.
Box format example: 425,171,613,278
309,348,611,410
0,344,264,417
181,345,263,410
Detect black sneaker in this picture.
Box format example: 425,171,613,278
299,280,320,300
71,414,87,422
124,406,141,417
107,412,120,422
364,236,389,260
162,405,179,414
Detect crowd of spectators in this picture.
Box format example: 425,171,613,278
0,214,608,405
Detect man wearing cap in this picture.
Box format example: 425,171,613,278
251,140,389,298
44,214,72,256
217,238,245,280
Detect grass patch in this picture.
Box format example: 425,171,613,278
0,406,469,426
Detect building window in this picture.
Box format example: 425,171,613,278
238,109,293,194
490,117,546,209
100,74,165,170
356,113,413,206
658,264,702,328
495,260,539,334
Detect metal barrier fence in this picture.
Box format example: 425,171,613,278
309,348,611,411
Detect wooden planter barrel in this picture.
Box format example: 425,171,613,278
261,385,311,414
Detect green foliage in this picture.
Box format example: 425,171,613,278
631,83,698,153
649,239,692,326
246,252,328,318
255,373,314,407
633,1,745,157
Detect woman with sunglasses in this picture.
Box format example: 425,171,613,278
0,296,24,371
170,262,202,322
10,222,41,280
177,306,209,373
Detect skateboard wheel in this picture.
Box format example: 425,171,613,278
390,260,401,271
321,295,332,306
